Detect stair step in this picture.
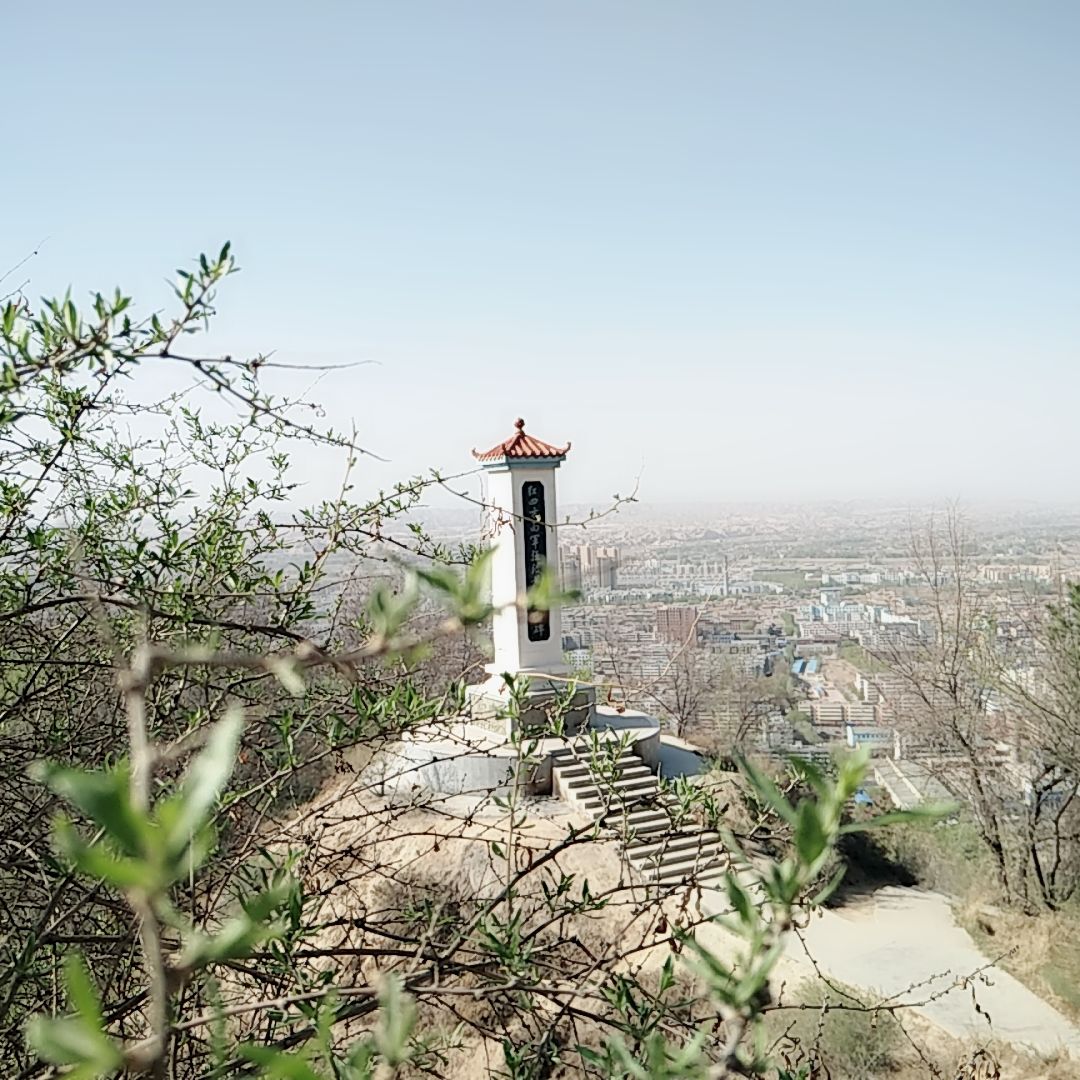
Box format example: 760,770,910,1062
561,781,652,799
561,766,652,789
552,766,592,781
578,773,661,789
600,807,672,825
694,866,730,885
629,839,725,870
636,854,726,882
551,743,739,887
649,852,728,882
587,790,669,807
577,790,664,811
552,755,642,776
625,825,710,850
600,812,673,825
646,868,729,892
557,773,639,790
644,868,726,890
626,829,723,857
550,746,640,762
599,810,673,833
633,834,724,860
575,776,659,797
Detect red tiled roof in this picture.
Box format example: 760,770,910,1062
472,418,570,462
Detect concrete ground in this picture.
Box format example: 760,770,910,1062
778,885,1080,1060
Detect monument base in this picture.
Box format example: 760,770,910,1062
466,673,596,738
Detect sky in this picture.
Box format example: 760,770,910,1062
5,2,1080,508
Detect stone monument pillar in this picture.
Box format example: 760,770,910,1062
466,419,595,736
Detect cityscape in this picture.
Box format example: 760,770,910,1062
421,497,1080,819
7,3,1080,1077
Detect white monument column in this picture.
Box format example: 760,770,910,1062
467,419,592,735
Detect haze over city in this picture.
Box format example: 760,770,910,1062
9,4,1080,1079
7,1,1080,505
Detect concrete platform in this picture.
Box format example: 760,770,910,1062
371,705,661,798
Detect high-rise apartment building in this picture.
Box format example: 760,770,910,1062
565,543,621,590
559,549,583,593
596,554,618,589
656,605,699,646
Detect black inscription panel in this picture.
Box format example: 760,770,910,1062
522,480,550,642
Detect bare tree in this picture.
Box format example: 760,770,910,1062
640,645,721,739
871,507,1080,910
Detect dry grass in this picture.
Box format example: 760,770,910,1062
767,1001,1078,1080
218,759,1080,1078
960,898,1080,1025
216,758,730,1076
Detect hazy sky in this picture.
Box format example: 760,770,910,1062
6,2,1079,507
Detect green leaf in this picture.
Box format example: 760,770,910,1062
413,549,495,625
789,755,830,798
343,1039,376,1075
25,1016,122,1078
33,762,146,856
836,746,870,800
524,565,577,615
267,658,306,696
237,1044,322,1080
681,931,736,995
25,956,123,1077
412,562,460,595
366,576,419,643
658,954,676,995
63,955,105,1029
160,709,243,857
730,937,786,1009
793,802,828,868
576,1045,605,1066
736,755,797,826
54,818,159,890
808,863,847,907
374,973,416,1067
839,801,958,834
724,872,755,927
178,880,293,969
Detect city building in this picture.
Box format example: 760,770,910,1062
810,702,846,728
564,543,621,591
656,605,699,646
845,724,895,754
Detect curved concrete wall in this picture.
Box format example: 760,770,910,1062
589,706,662,769
656,741,706,779
374,742,551,798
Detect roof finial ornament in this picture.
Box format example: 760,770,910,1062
472,418,570,463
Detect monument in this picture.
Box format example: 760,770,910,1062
467,418,596,735
376,417,662,800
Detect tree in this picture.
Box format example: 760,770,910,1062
1,249,957,1079
642,645,722,740
0,246,467,1069
996,580,1080,908
587,612,787,750
869,508,1080,911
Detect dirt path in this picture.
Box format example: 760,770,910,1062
782,886,1080,1059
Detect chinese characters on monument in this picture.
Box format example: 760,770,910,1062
522,480,550,642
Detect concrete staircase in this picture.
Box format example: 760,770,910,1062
550,745,728,890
